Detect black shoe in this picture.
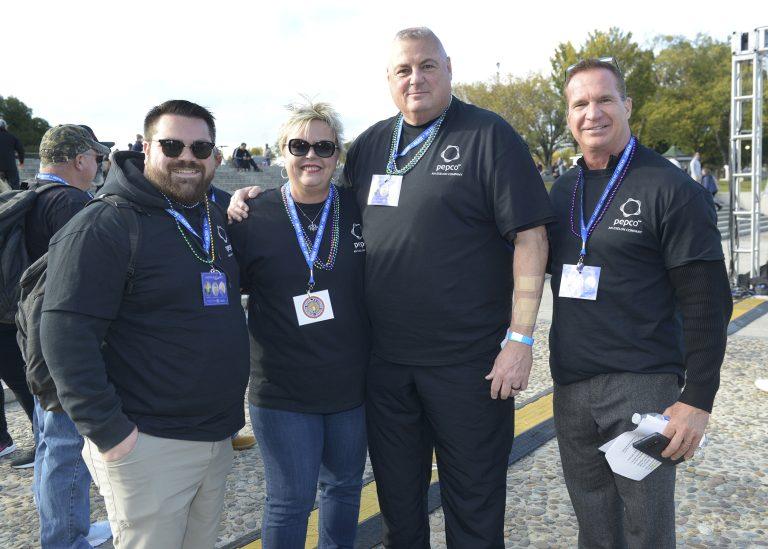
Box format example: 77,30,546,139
10,447,35,469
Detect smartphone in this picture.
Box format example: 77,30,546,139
632,433,685,465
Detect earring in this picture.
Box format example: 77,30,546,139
280,167,288,180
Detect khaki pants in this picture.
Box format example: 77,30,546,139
82,433,233,549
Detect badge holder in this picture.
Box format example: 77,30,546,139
293,276,335,326
368,174,403,207
559,263,601,300
201,269,229,306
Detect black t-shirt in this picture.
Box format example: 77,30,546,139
342,97,554,366
229,185,369,413
548,143,724,385
42,181,250,442
25,179,91,263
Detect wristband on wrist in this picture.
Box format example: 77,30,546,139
506,330,534,346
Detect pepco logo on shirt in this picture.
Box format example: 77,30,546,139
432,145,464,176
609,198,644,234
351,223,366,254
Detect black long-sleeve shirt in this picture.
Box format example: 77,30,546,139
0,129,24,170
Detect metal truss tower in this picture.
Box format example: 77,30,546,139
729,27,767,285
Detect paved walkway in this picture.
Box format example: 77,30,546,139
1,285,766,547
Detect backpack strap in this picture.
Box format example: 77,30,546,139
32,182,68,196
90,195,144,295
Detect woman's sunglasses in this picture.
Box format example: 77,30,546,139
154,139,216,159
288,139,337,158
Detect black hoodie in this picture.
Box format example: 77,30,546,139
40,151,249,452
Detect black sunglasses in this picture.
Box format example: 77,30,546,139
154,139,216,159
288,139,337,158
83,152,104,163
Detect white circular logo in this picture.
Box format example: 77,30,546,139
619,198,641,218
351,223,363,240
440,145,460,163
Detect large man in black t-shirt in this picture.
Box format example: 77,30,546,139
227,28,553,547
548,59,732,547
343,28,554,547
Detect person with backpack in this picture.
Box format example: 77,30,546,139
41,100,249,547
10,124,114,548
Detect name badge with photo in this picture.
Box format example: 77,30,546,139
292,289,335,326
367,174,402,207
559,264,601,300
201,271,229,306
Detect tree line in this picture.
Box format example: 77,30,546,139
0,96,50,150
455,28,767,171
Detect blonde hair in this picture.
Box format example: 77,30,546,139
277,98,344,155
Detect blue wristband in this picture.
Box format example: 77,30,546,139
506,330,534,346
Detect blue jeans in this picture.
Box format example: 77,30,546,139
33,399,92,549
250,403,367,549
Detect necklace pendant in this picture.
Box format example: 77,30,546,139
308,223,318,232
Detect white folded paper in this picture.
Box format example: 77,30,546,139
598,414,669,480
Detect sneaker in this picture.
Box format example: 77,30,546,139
86,520,112,547
0,439,16,458
756,379,768,393
232,434,256,451
10,447,35,469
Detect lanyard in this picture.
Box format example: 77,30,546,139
164,206,212,257
386,97,452,176
36,173,94,198
282,183,334,292
574,136,637,271
388,118,440,166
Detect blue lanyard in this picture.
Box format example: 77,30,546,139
165,207,212,256
36,173,94,198
386,117,442,172
282,183,334,291
576,136,636,269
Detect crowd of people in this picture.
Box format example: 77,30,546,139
0,26,734,549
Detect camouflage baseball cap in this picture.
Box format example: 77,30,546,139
39,124,111,162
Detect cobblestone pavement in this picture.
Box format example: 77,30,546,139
1,324,766,548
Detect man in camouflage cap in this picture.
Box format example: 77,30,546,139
25,124,114,548
39,124,111,165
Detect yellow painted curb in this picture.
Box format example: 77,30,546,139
242,392,554,549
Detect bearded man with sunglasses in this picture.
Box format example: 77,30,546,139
41,100,249,548
548,58,731,547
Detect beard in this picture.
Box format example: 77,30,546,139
145,160,214,205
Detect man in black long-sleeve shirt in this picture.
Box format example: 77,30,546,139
0,119,25,189
548,58,732,548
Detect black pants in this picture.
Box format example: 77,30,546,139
366,354,514,549
0,328,34,443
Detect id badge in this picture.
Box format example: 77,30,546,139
201,271,229,306
367,174,403,207
559,264,601,300
292,289,335,326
